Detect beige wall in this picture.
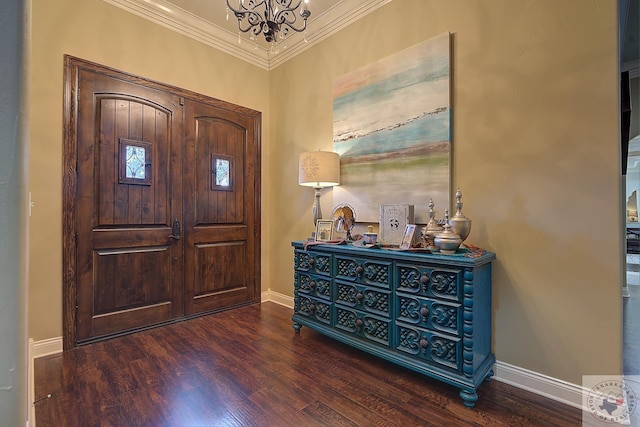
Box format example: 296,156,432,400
28,0,270,340
29,0,622,386
270,0,621,385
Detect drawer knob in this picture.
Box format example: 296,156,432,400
355,318,363,328
420,338,429,351
356,292,363,301
308,258,315,266
420,306,429,318
309,281,316,290
355,265,364,276
420,274,429,285
309,304,315,313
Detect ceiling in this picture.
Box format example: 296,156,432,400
105,0,637,72
103,0,391,70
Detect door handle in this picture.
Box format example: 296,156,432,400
169,219,181,240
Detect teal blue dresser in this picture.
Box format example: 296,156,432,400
291,241,496,408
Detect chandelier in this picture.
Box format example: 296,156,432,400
226,0,311,49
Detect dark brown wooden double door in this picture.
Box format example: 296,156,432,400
63,57,261,347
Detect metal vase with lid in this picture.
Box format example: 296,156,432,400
449,188,472,242
435,209,463,254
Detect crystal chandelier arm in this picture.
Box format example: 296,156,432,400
226,0,267,34
235,17,264,34
273,0,310,33
236,16,266,34
226,0,310,45
278,17,308,34
226,0,269,14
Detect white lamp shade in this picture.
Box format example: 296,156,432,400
298,151,340,187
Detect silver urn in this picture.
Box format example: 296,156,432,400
448,188,471,242
435,209,462,254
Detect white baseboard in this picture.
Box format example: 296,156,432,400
29,294,587,416
492,360,587,410
32,337,63,359
261,289,293,308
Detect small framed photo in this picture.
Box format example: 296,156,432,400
400,224,416,250
315,220,334,242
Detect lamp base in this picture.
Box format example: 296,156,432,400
307,188,322,241
312,187,322,226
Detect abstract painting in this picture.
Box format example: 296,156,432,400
332,32,451,223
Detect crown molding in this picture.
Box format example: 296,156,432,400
103,0,270,69
268,0,392,69
103,0,391,70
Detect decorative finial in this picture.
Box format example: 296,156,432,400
450,188,472,242
422,198,443,249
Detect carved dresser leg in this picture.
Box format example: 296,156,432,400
292,322,302,334
460,388,478,408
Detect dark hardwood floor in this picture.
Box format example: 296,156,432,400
34,302,584,426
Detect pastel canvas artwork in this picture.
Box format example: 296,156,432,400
332,32,451,222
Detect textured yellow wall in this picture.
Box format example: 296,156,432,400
28,0,270,341
269,0,621,385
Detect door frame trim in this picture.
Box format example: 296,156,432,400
62,55,262,349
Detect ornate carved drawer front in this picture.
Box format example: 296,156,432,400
334,255,392,289
335,281,391,318
296,271,332,301
295,250,332,277
295,294,331,326
396,263,462,302
396,295,461,337
396,323,462,373
335,306,391,347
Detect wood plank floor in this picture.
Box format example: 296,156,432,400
34,302,584,426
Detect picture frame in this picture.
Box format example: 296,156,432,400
315,220,334,242
400,224,416,250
